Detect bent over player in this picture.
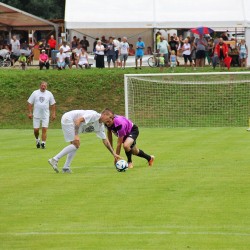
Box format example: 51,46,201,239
27,81,56,149
103,108,154,168
48,109,121,173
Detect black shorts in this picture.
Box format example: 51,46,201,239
123,124,139,148
196,50,205,59
183,54,192,63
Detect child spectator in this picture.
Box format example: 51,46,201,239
18,52,26,70
170,50,177,70
159,53,165,72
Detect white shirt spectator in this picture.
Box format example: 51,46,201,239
56,52,67,63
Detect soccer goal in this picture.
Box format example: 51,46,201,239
124,72,250,127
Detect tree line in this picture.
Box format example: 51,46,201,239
0,0,65,19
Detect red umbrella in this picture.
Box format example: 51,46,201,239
190,26,214,35
224,56,232,70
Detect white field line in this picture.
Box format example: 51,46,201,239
0,231,250,236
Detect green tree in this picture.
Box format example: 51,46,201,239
0,0,65,19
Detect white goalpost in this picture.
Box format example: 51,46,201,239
124,72,250,127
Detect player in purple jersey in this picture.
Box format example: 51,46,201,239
103,108,154,168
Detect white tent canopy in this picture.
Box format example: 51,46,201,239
65,0,250,29
65,0,250,65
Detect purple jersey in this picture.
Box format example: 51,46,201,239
108,115,133,138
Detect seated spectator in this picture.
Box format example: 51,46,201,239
56,47,67,70
128,44,135,56
212,37,228,69
18,52,27,70
77,47,89,68
59,41,71,68
27,45,34,65
145,46,153,55
39,49,50,70
71,43,82,68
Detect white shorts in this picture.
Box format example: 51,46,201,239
33,117,49,128
61,115,75,142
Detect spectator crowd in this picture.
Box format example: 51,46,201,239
0,31,248,70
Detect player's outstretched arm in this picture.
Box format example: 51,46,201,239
102,139,122,161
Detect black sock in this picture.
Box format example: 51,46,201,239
125,150,132,163
137,149,151,161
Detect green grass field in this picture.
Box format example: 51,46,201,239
1,128,250,250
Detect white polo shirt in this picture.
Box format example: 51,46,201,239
28,90,56,119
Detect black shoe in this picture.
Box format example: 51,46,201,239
41,143,45,149
36,142,40,148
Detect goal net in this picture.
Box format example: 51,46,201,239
124,72,250,127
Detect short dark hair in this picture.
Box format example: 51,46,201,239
102,108,114,115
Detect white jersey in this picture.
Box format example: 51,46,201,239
62,110,106,139
28,90,56,119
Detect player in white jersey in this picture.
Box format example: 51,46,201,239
48,109,122,173
27,81,56,149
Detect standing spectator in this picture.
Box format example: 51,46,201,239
213,37,228,69
155,31,161,51
56,47,67,70
221,32,229,41
207,38,214,65
173,33,179,43
238,39,248,68
190,37,196,69
169,36,180,66
119,37,129,69
80,36,90,51
10,35,20,66
135,37,145,69
106,37,116,68
27,81,56,149
59,41,71,68
93,37,99,52
157,36,170,67
170,50,177,70
195,35,207,67
113,36,120,67
39,49,50,70
182,38,193,68
71,36,78,49
95,40,105,68
39,39,50,55
47,35,57,50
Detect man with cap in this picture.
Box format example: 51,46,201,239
135,37,145,69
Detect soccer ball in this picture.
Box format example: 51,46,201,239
115,160,128,172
